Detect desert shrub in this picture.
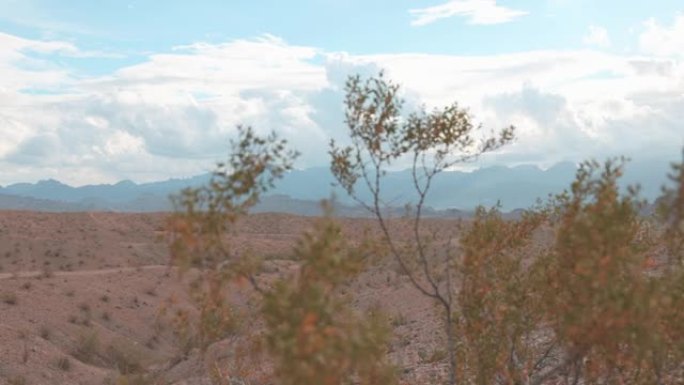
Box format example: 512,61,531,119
7,376,26,385
659,149,684,264
105,343,143,375
330,71,517,384
2,291,17,305
55,356,71,371
169,126,399,384
165,69,684,385
167,125,298,353
456,206,548,384
71,330,100,364
523,157,684,385
262,209,397,385
38,325,51,340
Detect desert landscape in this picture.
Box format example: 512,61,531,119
0,74,683,385
0,211,465,385
2,2,684,384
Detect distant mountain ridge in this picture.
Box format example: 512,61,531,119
0,159,673,214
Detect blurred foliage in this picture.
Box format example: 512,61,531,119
531,158,684,384
457,206,548,384
165,125,298,353
330,71,518,384
262,204,397,385
166,73,684,385
166,125,395,385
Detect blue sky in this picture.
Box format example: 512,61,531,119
0,0,683,185
2,0,682,54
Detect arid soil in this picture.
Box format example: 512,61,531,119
0,211,459,385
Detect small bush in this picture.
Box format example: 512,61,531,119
39,325,51,340
56,356,71,371
391,313,408,328
427,349,447,364
8,376,26,385
2,291,17,305
105,343,143,374
71,330,100,364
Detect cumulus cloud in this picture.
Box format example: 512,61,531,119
639,14,684,57
409,0,528,26
337,49,683,166
0,34,333,185
1,31,683,186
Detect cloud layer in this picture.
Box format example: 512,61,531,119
1,17,683,186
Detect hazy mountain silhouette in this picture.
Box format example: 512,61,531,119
0,159,672,214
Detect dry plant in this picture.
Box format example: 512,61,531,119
166,71,684,385
329,71,518,384
168,125,396,384
262,205,397,385
166,125,298,354
521,157,684,384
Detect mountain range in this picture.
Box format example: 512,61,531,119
0,158,675,215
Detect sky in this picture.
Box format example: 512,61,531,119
0,0,683,186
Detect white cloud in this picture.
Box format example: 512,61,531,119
583,26,611,48
0,33,332,185
639,14,684,57
1,32,683,186
409,0,528,26
0,32,74,91
332,49,683,166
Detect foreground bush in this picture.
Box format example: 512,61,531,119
167,72,684,384
263,207,397,385
168,127,395,384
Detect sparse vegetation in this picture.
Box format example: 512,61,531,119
55,356,71,371
78,302,91,313
330,72,518,384
71,330,100,364
162,72,684,384
0,72,682,385
167,125,299,354
262,209,397,385
105,343,144,375
7,375,26,385
2,291,18,305
38,325,51,340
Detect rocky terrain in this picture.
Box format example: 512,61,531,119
0,211,459,385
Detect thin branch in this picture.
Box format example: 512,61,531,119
530,349,585,385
